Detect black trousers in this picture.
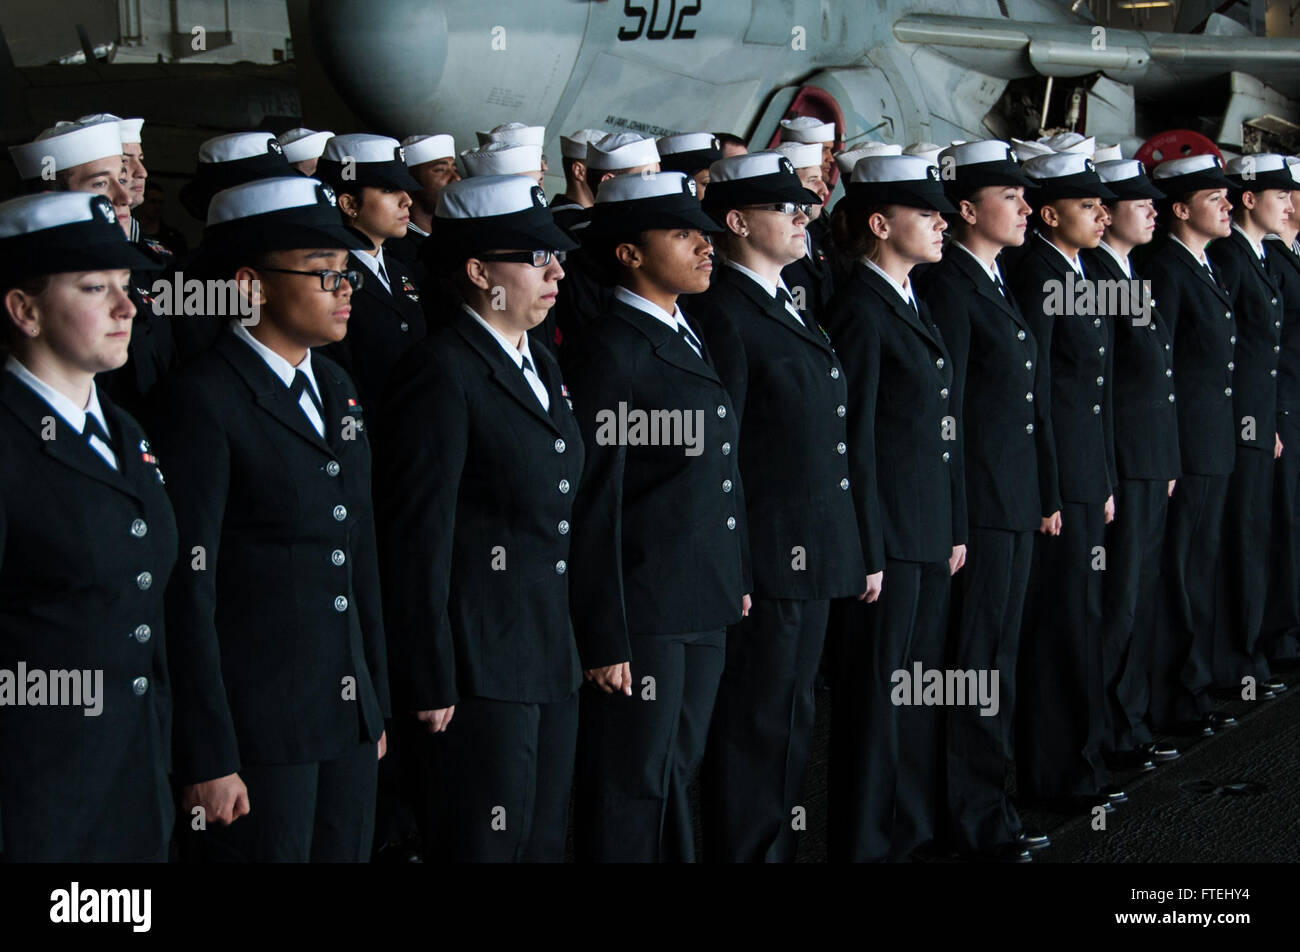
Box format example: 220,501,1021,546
701,597,831,863
188,741,378,862
947,526,1033,852
1151,473,1227,727
1017,501,1109,801
1263,406,1300,661
413,692,578,862
574,629,726,863
1214,445,1275,687
1101,479,1169,754
828,558,950,862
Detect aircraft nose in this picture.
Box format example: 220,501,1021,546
311,0,450,132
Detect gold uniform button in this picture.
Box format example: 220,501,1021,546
334,595,349,612
130,519,147,538
133,625,151,643
136,571,153,590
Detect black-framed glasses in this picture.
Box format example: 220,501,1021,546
744,202,813,217
476,249,567,268
258,267,364,291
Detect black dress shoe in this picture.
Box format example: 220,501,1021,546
1206,711,1237,730
1262,678,1286,693
1100,785,1128,804
1106,748,1157,771
1138,741,1180,762
1017,830,1051,850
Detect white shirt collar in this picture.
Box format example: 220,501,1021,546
4,355,109,437
952,241,1004,286
1098,240,1132,278
1036,231,1085,276
463,303,532,370
863,258,917,308
1232,222,1266,261
613,285,690,336
229,320,321,399
1170,233,1212,268
352,246,391,291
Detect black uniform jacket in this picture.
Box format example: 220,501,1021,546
1210,229,1285,451
1080,245,1181,481
561,296,749,669
689,263,864,598
374,307,585,713
149,328,389,785
100,243,180,417
1143,234,1237,477
920,246,1049,531
385,224,429,286
320,250,427,412
1008,236,1117,506
780,221,837,329
824,261,964,572
1267,236,1300,410
0,373,176,861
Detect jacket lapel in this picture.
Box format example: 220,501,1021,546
0,371,142,500
215,330,335,456
350,252,413,319
610,299,723,386
721,265,834,355
1167,239,1232,305
454,309,560,433
1231,229,1281,292
950,246,1027,330
855,262,943,350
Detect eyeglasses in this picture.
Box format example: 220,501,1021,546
745,202,813,217
476,249,567,268
258,267,364,291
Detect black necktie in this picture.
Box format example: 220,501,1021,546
777,287,795,310
992,273,1006,296
290,370,323,415
377,258,390,287
678,321,704,358
81,413,112,449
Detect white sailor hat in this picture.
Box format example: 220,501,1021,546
903,142,944,165
559,129,607,161
1040,132,1096,156
1010,138,1055,161
187,176,370,277
73,113,144,145
1022,152,1115,200
584,171,721,244
400,134,456,166
658,133,722,175
835,142,903,176
425,174,577,270
586,133,660,172
703,151,822,214
276,128,334,164
1096,159,1164,200
460,141,543,177
939,140,1035,199
1151,153,1232,196
845,155,955,212
774,141,824,171
178,131,295,219
0,192,157,289
1094,143,1124,163
779,117,835,144
8,121,125,181
316,134,423,192
476,123,546,148
1225,153,1300,192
